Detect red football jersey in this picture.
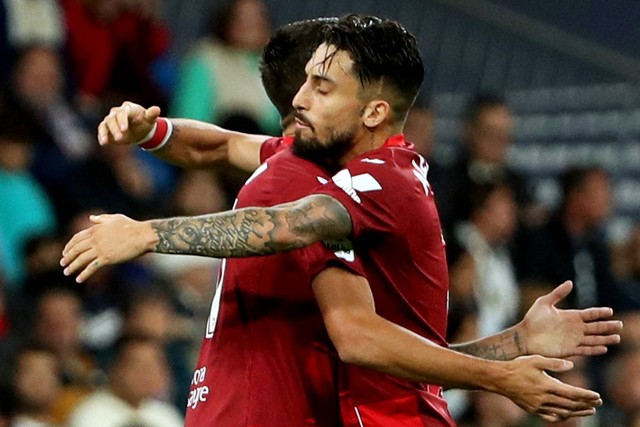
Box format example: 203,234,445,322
314,135,455,427
184,138,348,427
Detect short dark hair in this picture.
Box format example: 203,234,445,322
260,18,337,128
113,334,162,363
462,91,507,125
319,14,425,122
560,165,608,203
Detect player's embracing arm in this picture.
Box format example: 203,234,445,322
97,101,269,171
60,194,354,283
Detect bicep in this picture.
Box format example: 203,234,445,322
227,133,271,172
277,194,353,244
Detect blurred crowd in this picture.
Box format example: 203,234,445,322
0,1,638,426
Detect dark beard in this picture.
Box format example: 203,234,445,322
292,129,355,172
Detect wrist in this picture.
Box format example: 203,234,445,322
513,321,531,355
141,221,161,253
137,117,173,151
479,359,511,394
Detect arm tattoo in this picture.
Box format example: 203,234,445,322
451,329,525,361
149,195,352,258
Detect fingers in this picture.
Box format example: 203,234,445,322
536,357,573,373
540,281,573,306
63,247,99,283
105,109,125,142
116,104,131,133
579,306,614,322
145,105,161,122
97,102,154,145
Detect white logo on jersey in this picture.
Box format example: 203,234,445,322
205,259,226,339
317,176,329,184
335,250,355,262
332,169,382,203
324,239,356,262
245,162,268,185
412,156,431,195
361,158,385,164
187,366,210,410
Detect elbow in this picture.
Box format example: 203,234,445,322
325,314,371,365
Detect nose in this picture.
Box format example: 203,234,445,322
292,80,311,111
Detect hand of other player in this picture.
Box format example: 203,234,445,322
518,281,623,358
500,355,601,423
98,101,161,146
60,214,157,283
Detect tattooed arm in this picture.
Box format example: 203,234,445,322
60,195,352,282
451,281,622,360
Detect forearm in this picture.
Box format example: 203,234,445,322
332,312,506,392
451,324,527,360
147,195,352,258
152,119,265,171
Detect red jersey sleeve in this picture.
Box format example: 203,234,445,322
300,242,366,282
313,156,411,238
259,137,284,163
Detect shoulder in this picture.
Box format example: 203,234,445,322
338,147,427,190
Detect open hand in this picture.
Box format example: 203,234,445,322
520,281,622,357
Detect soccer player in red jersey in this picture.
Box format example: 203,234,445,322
62,16,622,426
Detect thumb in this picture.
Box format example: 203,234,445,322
145,106,162,123
538,357,573,373
539,280,573,307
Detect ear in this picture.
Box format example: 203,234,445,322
361,100,391,129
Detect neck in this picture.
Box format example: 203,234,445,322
338,125,401,167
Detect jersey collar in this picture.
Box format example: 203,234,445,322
282,136,294,146
382,134,407,148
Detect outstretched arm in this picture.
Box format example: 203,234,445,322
60,195,352,282
451,281,622,360
98,101,268,171
313,267,601,423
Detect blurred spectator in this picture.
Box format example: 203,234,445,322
63,144,171,223
144,169,224,368
4,44,95,226
10,344,62,427
448,181,520,338
604,348,640,427
446,181,524,425
0,107,56,290
169,169,229,215
171,0,278,199
436,92,536,242
1,0,64,83
32,286,97,425
67,335,184,427
608,222,640,312
404,95,436,160
515,166,615,310
60,0,172,117
121,290,192,408
172,0,279,135
2,0,64,51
